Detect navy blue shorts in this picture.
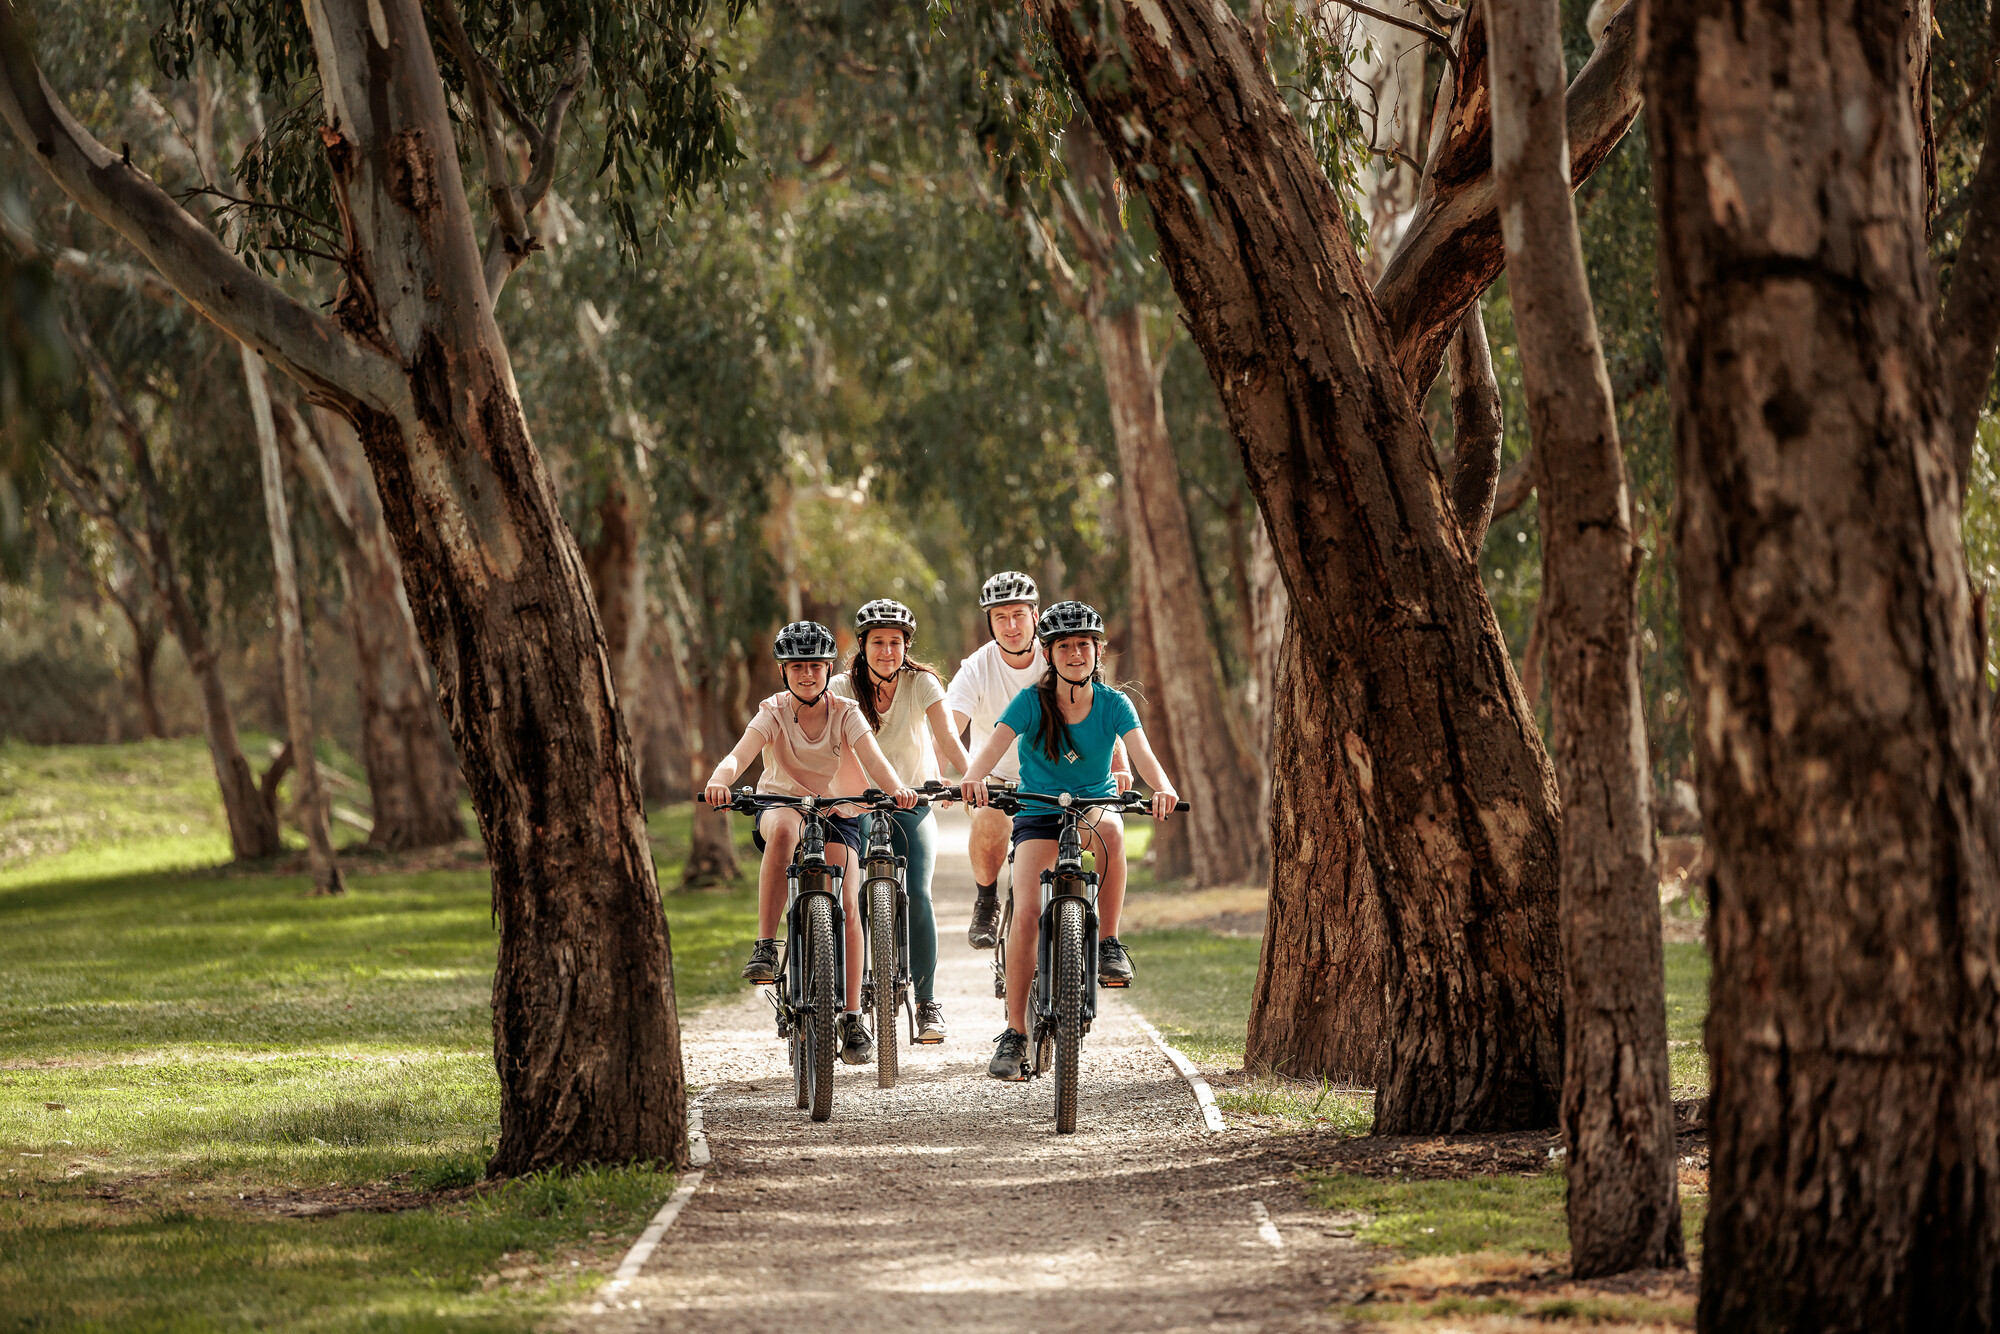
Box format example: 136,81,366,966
1009,812,1069,848
753,809,864,860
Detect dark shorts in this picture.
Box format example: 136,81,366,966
1009,812,1068,848
753,809,864,860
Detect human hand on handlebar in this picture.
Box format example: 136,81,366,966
961,778,989,808
891,785,919,810
1151,787,1180,822
704,781,734,808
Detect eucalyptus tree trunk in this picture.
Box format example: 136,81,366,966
1485,0,1677,1276
581,476,649,775
1039,0,1564,1130
1247,620,1385,1083
0,0,687,1173
242,346,346,896
1648,0,2000,1322
291,406,464,852
1125,572,1192,880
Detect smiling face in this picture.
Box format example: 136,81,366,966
1050,634,1099,678
783,660,830,696
989,602,1038,655
863,628,907,678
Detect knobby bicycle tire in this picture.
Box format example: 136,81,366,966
1053,896,1086,1133
869,878,899,1089
807,893,838,1122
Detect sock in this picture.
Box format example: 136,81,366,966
975,881,997,900
844,1010,860,1019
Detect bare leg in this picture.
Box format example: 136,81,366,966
1005,840,1059,1034
1089,811,1127,938
756,809,802,938
968,806,1012,886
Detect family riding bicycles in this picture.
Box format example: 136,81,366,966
702,574,1183,1131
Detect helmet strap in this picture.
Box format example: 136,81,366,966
787,683,825,712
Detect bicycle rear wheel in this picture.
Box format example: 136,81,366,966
869,881,899,1089
806,894,838,1122
1052,896,1086,1133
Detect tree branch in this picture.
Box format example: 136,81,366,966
1326,0,1458,69
0,0,396,412
429,0,529,245
1446,304,1504,549
481,36,590,300
1373,0,1641,390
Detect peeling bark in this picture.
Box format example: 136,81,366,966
1648,0,2000,1320
1446,305,1505,549
1040,0,1564,1131
1486,0,1677,1275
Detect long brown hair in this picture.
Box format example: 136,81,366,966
848,628,940,732
1031,657,1107,763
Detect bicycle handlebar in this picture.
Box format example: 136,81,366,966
726,788,932,816
986,788,1190,817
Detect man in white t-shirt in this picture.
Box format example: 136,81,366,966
945,570,1129,947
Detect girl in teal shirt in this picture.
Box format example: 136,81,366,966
958,601,1181,1082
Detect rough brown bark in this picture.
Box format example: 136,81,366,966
1376,1,1643,392
1485,0,1678,1277
1940,0,2000,497
243,346,346,896
1032,116,1264,886
1446,306,1506,549
1647,0,2000,1322
1246,620,1385,1083
580,475,648,774
1040,0,1564,1131
289,405,464,851
1125,574,1192,881
683,656,742,886
0,0,688,1173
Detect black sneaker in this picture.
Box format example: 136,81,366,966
988,1028,1029,1081
741,938,779,984
968,894,1002,949
915,1000,946,1045
839,1013,874,1066
1097,937,1134,987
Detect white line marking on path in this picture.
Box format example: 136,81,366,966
593,1086,716,1314
1124,1006,1228,1133
1249,1199,1284,1249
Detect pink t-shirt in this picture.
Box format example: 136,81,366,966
745,692,872,805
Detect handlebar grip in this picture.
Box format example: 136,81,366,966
1175,800,1191,812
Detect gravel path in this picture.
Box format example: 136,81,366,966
579,810,1359,1333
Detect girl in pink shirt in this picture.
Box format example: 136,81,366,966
703,621,916,1065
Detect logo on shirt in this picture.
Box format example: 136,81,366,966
1063,748,1079,764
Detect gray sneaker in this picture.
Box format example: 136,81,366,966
915,1000,946,1045
839,1013,874,1066
988,1028,1029,1081
741,938,779,984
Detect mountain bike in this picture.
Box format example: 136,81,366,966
727,789,866,1123
986,788,1190,1133
854,782,953,1089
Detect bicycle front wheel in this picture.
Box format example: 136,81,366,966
806,894,838,1122
1052,896,1086,1134
869,881,899,1089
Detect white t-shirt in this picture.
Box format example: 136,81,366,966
942,640,1046,783
830,669,946,785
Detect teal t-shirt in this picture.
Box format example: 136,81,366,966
997,683,1141,800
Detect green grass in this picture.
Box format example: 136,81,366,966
0,738,762,1330
1309,1169,1574,1257
1665,941,1710,1094
1122,926,1258,1068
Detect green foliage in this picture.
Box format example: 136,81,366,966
152,0,747,262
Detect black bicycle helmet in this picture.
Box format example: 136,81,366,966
854,598,916,636
773,621,837,662
979,570,1039,608
1037,600,1105,646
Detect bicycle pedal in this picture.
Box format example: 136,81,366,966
1097,977,1130,988
913,1034,944,1045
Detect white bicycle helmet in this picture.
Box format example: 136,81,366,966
773,621,838,662
1037,600,1106,646
854,599,917,636
979,570,1039,608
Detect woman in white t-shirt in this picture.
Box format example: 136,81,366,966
830,598,971,1045
703,621,917,1068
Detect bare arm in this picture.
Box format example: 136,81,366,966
928,700,972,778
1120,727,1181,822
1111,736,1132,791
958,723,1017,807
702,731,768,805
856,732,917,808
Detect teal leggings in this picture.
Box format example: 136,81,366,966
860,806,939,1003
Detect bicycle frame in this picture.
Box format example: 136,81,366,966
779,804,847,1027
1032,812,1101,1030
857,807,915,1041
